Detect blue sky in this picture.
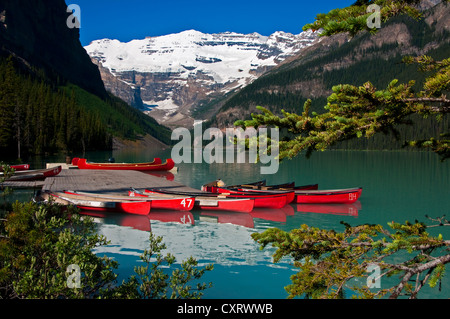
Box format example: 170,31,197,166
68,0,355,46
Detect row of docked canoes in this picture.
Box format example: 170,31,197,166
0,166,62,181
34,179,362,216
1,158,175,174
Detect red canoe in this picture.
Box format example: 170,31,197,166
157,185,288,209
3,166,61,181
203,179,319,191
65,190,195,211
202,186,292,208
72,157,161,166
218,180,362,204
76,158,175,171
36,191,151,215
294,187,362,204
0,164,30,172
142,189,255,213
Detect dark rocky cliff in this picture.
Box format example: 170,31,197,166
0,0,107,98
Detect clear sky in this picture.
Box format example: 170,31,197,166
68,0,356,46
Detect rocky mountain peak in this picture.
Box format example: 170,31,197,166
85,29,317,128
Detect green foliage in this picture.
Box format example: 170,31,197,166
0,201,117,298
64,84,172,145
110,233,213,299
240,0,450,300
0,54,173,158
0,56,112,156
234,3,450,161
0,201,213,299
222,4,449,154
252,219,450,299
303,0,424,37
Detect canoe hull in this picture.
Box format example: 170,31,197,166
202,186,290,209
0,164,30,172
295,188,362,204
196,198,255,213
142,189,255,213
128,191,195,211
76,158,175,171
4,166,61,181
37,191,151,215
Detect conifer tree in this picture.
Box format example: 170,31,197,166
235,0,449,161
238,0,450,299
0,57,15,150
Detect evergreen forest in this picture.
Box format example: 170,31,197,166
0,54,172,160
208,12,449,151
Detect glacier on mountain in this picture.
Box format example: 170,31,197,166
85,29,317,128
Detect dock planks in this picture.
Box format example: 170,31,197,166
42,169,197,194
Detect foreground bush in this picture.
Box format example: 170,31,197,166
0,201,212,299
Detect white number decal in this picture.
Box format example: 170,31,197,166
181,198,193,207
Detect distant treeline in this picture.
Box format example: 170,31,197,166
0,55,172,159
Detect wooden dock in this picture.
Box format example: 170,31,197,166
42,169,197,194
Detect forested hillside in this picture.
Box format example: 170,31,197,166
206,2,449,150
0,0,172,160
0,55,172,159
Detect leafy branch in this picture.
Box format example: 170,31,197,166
252,219,450,299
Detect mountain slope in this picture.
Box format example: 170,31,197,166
85,29,317,128
0,0,106,98
206,1,449,150
0,0,172,158
0,0,171,158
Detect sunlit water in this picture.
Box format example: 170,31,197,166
9,149,450,299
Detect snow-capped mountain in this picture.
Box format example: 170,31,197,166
85,29,317,128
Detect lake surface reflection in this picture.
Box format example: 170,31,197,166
15,149,450,298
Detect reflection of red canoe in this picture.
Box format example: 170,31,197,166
143,189,255,213
295,188,362,204
149,211,195,225
36,190,151,215
3,166,61,181
250,208,288,222
76,158,175,171
79,211,152,231
144,171,175,181
296,202,360,216
200,212,254,228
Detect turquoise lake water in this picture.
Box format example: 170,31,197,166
11,149,450,299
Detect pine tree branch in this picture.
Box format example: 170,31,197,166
389,254,450,299
405,97,450,113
